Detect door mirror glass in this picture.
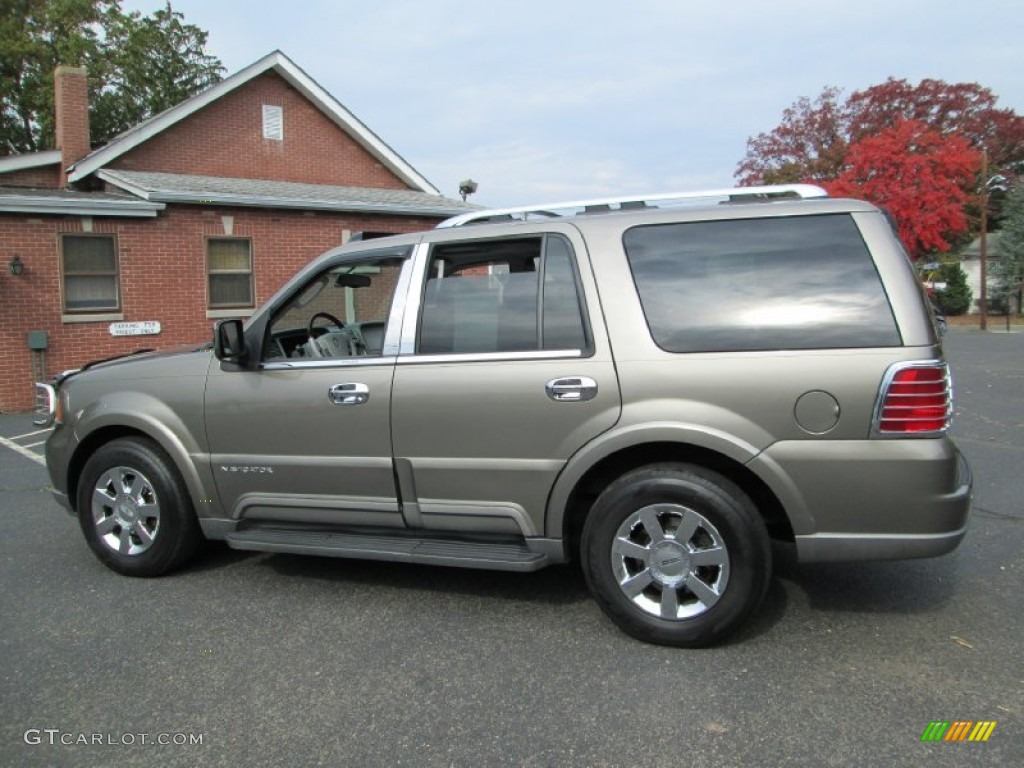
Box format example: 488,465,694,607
214,319,246,361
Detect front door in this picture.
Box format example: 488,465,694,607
205,248,412,528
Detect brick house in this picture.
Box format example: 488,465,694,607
0,51,471,411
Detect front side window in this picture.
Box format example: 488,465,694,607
623,214,901,352
208,238,254,309
418,235,588,355
263,250,408,361
62,234,119,312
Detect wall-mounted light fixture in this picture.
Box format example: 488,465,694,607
9,254,24,276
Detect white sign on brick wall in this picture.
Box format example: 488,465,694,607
109,321,161,337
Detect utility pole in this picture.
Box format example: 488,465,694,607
979,148,988,331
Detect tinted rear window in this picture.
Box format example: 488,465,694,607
623,214,901,352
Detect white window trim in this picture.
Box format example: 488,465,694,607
62,312,124,324
207,308,254,320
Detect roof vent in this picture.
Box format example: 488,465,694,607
262,105,283,141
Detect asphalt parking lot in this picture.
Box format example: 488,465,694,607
1,329,1021,767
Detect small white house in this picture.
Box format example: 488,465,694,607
959,234,1003,314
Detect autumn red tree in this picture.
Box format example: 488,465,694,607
734,87,850,185
737,78,1023,187
847,79,1024,172
822,119,980,259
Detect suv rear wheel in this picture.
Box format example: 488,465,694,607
77,437,203,577
581,463,771,647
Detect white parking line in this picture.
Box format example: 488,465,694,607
9,428,53,440
0,435,46,465
23,440,47,448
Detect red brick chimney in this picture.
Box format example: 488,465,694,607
54,65,91,186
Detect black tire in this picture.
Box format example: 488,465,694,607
581,463,771,647
76,437,203,577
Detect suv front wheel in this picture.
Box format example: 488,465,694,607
581,463,771,647
77,437,203,577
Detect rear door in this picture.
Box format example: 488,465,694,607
390,228,621,538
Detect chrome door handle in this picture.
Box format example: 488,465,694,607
328,382,369,405
545,376,598,402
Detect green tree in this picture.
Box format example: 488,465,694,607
993,184,1024,314
0,0,222,155
933,261,972,316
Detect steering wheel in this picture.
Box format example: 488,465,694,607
308,311,344,337
305,311,356,358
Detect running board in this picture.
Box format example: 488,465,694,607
224,529,549,572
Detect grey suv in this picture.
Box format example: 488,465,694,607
37,185,972,647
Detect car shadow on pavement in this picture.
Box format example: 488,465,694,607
253,549,593,607
770,542,961,615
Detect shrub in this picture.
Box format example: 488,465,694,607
933,261,972,315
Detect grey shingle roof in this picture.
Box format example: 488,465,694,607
100,170,476,217
0,185,164,216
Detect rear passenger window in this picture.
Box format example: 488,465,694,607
623,214,901,352
418,235,589,355
543,237,588,350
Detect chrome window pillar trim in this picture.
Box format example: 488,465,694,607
382,251,420,357
398,242,432,356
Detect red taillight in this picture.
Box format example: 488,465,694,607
874,362,952,436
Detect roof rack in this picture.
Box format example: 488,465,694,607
436,184,828,228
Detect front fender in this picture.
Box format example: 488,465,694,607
70,392,220,519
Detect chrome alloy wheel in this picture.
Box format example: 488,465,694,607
611,503,730,620
91,466,161,556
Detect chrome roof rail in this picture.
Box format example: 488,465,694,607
436,184,828,228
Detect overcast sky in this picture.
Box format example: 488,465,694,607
123,0,1024,207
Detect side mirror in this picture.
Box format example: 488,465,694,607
214,319,246,362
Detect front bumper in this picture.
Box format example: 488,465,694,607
43,421,77,515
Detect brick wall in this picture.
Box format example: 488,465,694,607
0,205,437,411
0,165,63,189
108,73,409,189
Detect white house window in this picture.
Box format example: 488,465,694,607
61,234,120,312
262,104,283,140
208,238,254,309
